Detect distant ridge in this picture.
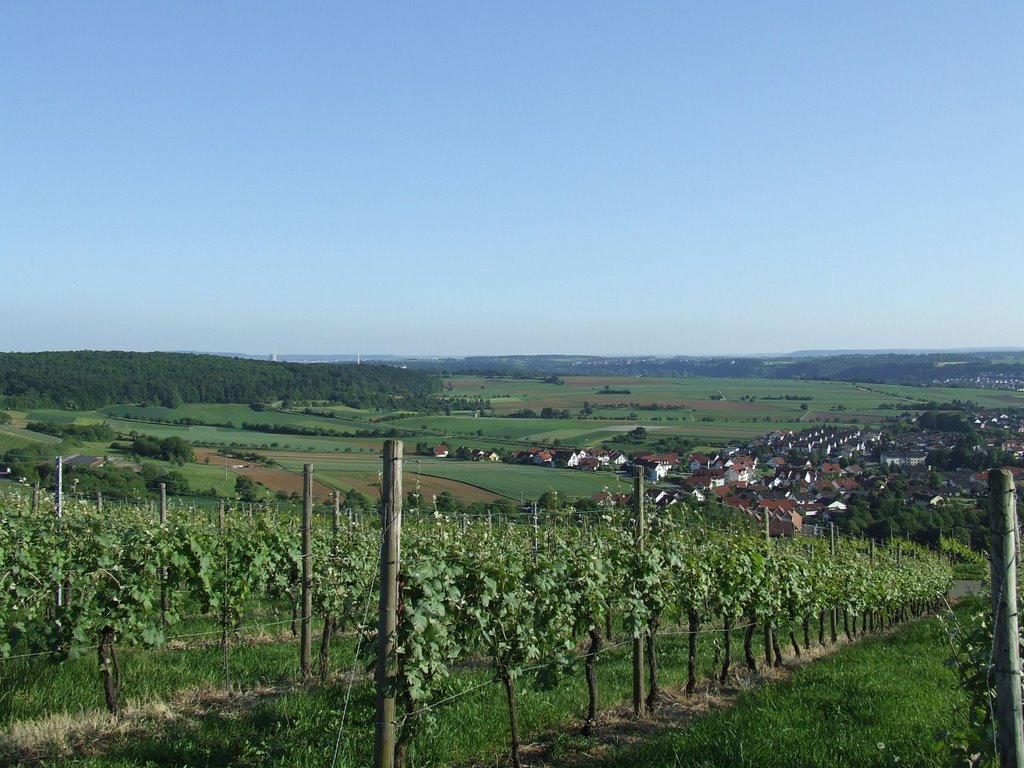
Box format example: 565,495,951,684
139,347,1024,361
175,352,406,363
789,347,1024,357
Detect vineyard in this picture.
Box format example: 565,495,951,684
1,460,956,767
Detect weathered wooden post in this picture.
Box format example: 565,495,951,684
868,537,876,632
764,511,773,666
217,498,229,686
532,502,539,555
54,456,63,520
989,469,1023,768
300,464,314,678
54,457,63,609
332,490,340,535
632,465,646,718
159,483,168,625
32,482,40,513
375,441,403,768
96,491,103,513
829,522,838,642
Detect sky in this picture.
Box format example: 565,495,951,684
2,2,1021,358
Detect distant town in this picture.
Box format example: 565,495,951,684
422,403,1024,547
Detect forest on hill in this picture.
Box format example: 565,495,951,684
0,351,441,410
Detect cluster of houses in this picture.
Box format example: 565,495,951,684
623,428,879,536
432,410,1024,537
510,446,630,471
430,443,634,469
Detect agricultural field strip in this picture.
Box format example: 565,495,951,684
0,425,61,444
10,374,1017,506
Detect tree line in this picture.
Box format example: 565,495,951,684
0,351,441,410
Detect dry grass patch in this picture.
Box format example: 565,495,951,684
0,683,296,765
1,699,175,764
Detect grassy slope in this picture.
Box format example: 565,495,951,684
595,615,964,768
1,610,967,768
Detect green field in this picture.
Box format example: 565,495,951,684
100,403,378,432
0,424,62,451
412,456,625,501
5,374,1021,505
451,374,1023,413
266,453,620,504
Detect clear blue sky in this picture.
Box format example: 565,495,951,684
2,2,1021,357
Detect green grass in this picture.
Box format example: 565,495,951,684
0,616,741,766
2,609,968,768
952,563,986,580
0,627,342,728
593,616,965,768
0,424,63,452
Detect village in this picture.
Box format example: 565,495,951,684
427,405,1024,541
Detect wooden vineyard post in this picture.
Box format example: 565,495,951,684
218,499,230,688
829,523,838,642
54,457,63,609
375,440,403,768
868,538,876,633
96,491,103,513
159,483,168,625
300,464,314,678
989,469,1024,768
54,456,63,520
764,510,773,666
632,466,646,718
332,490,340,535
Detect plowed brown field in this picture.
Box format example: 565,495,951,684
194,448,335,502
